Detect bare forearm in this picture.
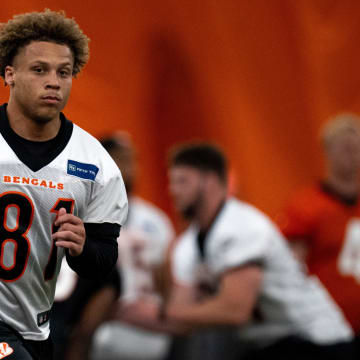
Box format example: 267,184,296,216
117,266,259,334
114,300,190,335
122,310,186,334
167,296,245,328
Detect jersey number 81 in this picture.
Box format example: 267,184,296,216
0,191,74,282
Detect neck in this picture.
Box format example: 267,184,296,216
325,171,360,198
6,100,61,141
196,188,227,230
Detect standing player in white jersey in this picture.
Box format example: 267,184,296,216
91,133,174,360
118,142,358,359
0,9,128,360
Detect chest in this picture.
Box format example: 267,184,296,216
0,163,92,281
311,205,360,254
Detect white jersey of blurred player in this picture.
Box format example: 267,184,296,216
173,197,353,347
92,196,174,360
0,120,128,341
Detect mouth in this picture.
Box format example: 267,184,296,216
41,95,61,104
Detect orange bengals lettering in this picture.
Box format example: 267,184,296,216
3,175,63,190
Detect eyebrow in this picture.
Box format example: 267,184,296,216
30,60,73,67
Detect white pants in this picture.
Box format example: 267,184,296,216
90,322,171,360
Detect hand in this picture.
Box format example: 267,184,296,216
52,208,86,257
111,299,159,323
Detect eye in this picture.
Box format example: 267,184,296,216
33,67,44,74
59,69,71,78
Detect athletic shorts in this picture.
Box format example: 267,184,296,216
0,321,53,360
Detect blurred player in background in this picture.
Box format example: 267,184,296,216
278,113,360,335
0,9,127,360
116,142,358,360
90,132,175,360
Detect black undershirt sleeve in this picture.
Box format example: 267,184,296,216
65,222,120,279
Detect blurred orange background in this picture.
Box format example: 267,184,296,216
2,0,360,227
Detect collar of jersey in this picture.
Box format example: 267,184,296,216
0,103,73,172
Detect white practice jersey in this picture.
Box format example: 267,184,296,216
92,197,174,360
173,198,353,346
120,196,174,302
0,111,128,340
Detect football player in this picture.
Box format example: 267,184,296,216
115,142,357,359
278,113,360,334
0,9,128,359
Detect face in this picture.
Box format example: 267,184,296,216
110,148,136,195
168,165,205,219
326,128,360,177
5,41,74,123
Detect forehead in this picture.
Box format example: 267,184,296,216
14,41,74,66
169,165,201,179
330,126,360,143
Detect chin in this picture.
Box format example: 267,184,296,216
34,108,60,123
181,204,196,220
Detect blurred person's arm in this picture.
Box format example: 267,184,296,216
111,281,196,334
165,264,262,328
64,269,121,360
65,286,118,360
112,229,263,333
160,227,263,330
112,263,262,334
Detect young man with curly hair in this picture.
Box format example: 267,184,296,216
0,9,128,360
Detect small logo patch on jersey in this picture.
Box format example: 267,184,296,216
0,343,14,358
67,160,99,181
37,310,51,326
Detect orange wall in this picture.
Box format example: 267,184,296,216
2,0,360,226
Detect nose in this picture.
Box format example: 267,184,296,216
45,71,60,89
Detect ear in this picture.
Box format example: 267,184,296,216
4,65,15,87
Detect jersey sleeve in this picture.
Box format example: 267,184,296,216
209,223,270,276
83,169,128,225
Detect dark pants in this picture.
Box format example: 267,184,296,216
0,321,53,360
242,336,360,360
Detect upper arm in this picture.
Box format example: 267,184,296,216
167,264,263,327
84,166,128,226
217,264,263,323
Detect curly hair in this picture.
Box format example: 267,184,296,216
0,9,90,78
